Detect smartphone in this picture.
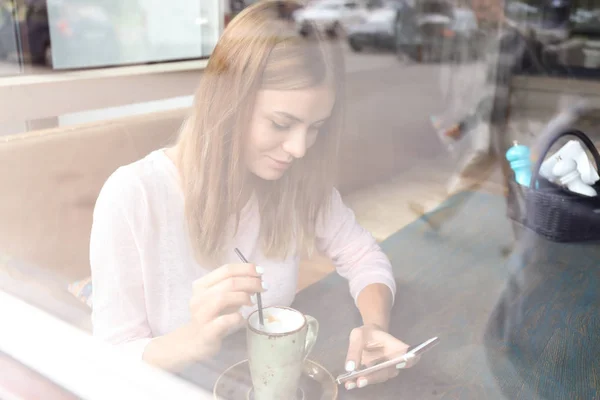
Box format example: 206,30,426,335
335,337,440,385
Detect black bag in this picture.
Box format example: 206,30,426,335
512,120,600,242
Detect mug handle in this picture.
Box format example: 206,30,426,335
303,315,319,360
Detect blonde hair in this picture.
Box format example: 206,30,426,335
175,0,345,264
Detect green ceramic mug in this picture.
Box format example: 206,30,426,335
246,306,319,400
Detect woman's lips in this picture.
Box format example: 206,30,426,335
268,157,292,170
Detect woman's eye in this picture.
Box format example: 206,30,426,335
271,121,290,131
271,120,290,131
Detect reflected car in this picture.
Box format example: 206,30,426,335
346,4,400,52
293,0,368,37
506,1,539,22
394,0,479,62
570,8,598,25
26,0,119,67
542,11,600,76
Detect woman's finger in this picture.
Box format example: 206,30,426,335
192,291,254,322
364,354,388,368
193,263,263,290
364,341,384,351
344,328,364,372
355,367,399,389
345,352,407,390
209,275,266,298
370,330,410,349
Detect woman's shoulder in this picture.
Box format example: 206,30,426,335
324,187,344,208
315,187,346,222
95,150,175,215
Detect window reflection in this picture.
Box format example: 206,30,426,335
2,0,600,398
0,0,217,75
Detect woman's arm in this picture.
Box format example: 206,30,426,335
90,168,163,361
316,189,396,316
318,190,408,389
356,283,393,332
91,168,254,371
142,325,197,371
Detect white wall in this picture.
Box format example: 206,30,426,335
0,60,206,128
58,95,193,127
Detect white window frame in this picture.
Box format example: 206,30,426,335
0,290,212,400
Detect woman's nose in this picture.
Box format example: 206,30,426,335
282,129,307,159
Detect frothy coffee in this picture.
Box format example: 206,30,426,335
249,307,305,334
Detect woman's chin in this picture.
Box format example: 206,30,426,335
249,163,288,181
252,168,286,181
259,172,286,181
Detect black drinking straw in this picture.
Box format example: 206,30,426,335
234,248,265,326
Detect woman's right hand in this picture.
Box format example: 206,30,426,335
143,263,265,370
186,263,266,360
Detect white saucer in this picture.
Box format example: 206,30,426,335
213,359,338,400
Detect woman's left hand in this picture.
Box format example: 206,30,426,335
343,324,420,390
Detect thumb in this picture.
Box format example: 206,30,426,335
345,328,364,372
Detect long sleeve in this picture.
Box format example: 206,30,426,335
316,189,396,305
90,168,152,360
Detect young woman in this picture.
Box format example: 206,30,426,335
90,0,416,391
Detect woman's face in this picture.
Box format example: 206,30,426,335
244,85,335,181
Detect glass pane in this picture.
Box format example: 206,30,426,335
0,0,217,76
3,0,600,398
0,0,22,76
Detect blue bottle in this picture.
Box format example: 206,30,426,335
506,142,532,187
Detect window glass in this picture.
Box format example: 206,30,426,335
3,0,600,398
0,0,218,75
